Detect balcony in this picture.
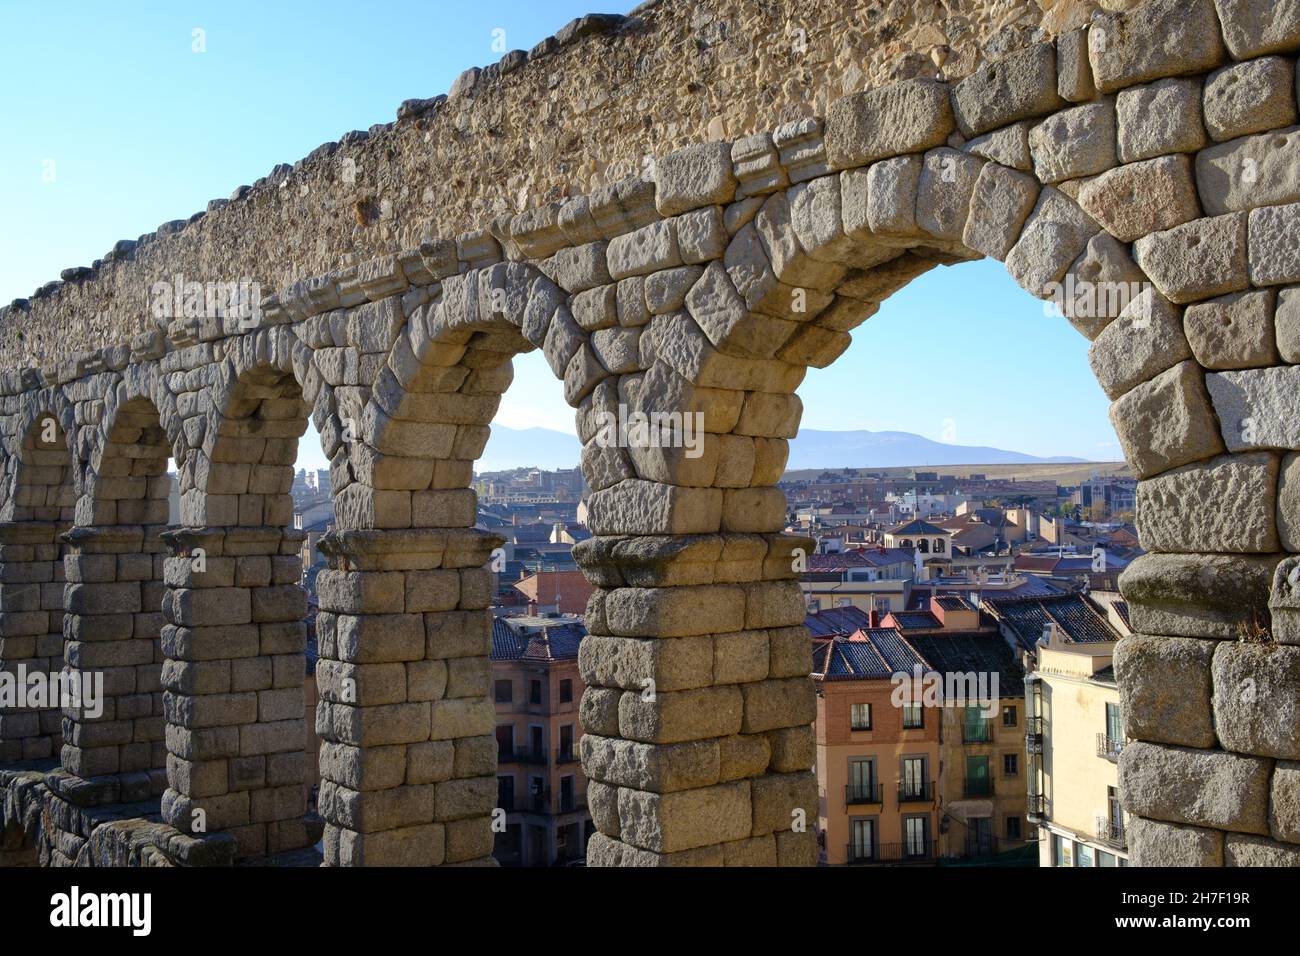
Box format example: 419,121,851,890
1097,818,1127,849
845,783,884,807
555,748,580,765
962,722,993,743
1096,733,1124,762
501,746,549,765
963,775,994,798
898,780,934,804
1025,716,1043,754
1026,793,1046,823
846,840,935,865
557,795,588,815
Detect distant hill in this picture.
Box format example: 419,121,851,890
786,429,1087,470
479,423,1086,473
480,425,582,472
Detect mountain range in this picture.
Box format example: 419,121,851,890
478,425,1085,473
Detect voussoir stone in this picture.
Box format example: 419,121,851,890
1077,154,1201,243
1087,287,1190,400
1107,360,1226,480
1028,100,1117,184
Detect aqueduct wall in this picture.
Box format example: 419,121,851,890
2,0,1300,866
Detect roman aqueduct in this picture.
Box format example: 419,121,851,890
1,0,1299,866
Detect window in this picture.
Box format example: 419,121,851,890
1076,843,1095,868
850,818,875,862
848,758,876,802
559,679,573,703
965,755,991,796
497,775,515,812
560,775,575,812
902,702,923,729
963,707,992,742
529,679,542,705
1105,702,1124,750
1003,753,1018,776
1098,850,1117,867
495,724,514,760
1006,815,1021,840
900,756,928,800
494,679,513,703
850,703,871,731
1001,704,1017,727
903,816,929,857
559,724,575,761
934,538,945,553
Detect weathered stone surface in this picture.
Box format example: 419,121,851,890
1212,0,1300,59
1248,202,1300,287
1212,642,1300,759
1203,56,1298,143
1184,290,1279,369
1225,833,1300,865
824,79,955,168
1028,101,1117,184
1135,452,1279,553
915,148,984,242
1206,365,1300,451
1004,186,1099,296
963,121,1032,171
1196,126,1300,216
1116,78,1207,164
1134,213,1248,304
1275,287,1300,362
655,142,737,217
1089,0,1227,93
951,43,1064,137
1107,360,1226,480
1119,741,1271,834
1077,155,1201,243
1276,452,1300,554
1053,232,1147,339
962,163,1039,259
1114,634,1217,748
1088,287,1190,400
1270,761,1300,844
1127,816,1224,866
1120,552,1278,639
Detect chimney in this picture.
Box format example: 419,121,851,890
868,609,879,628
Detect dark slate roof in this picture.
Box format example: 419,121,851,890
891,610,942,630
805,605,874,639
982,593,1122,652
1091,664,1117,687
490,617,585,662
888,518,948,536
906,632,1025,698
813,629,928,680
935,595,974,612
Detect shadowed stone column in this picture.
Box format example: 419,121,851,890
159,526,318,858
574,491,820,865
55,524,166,806
314,527,502,866
0,522,65,762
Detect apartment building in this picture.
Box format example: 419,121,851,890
1024,622,1130,867
490,614,593,866
812,596,1030,865
814,630,942,865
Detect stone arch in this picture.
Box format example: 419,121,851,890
159,355,321,859
0,405,77,763
60,391,172,803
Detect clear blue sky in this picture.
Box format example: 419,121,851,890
0,1,1119,469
